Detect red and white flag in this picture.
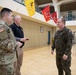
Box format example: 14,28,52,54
42,5,51,21
51,12,57,23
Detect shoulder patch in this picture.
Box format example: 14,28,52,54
0,28,4,32
0,25,5,32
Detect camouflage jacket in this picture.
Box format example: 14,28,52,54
52,27,74,55
0,20,17,65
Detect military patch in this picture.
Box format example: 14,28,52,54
0,25,8,40
0,27,4,32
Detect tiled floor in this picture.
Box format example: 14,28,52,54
21,44,76,75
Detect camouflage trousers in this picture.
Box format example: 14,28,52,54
56,54,71,75
0,62,15,75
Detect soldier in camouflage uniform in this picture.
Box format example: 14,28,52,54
51,17,74,75
0,8,22,75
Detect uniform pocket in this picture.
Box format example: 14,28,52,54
0,39,15,52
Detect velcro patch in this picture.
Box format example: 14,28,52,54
0,27,4,32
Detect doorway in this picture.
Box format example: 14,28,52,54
47,31,50,44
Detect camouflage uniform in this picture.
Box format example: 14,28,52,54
0,20,17,75
52,27,73,75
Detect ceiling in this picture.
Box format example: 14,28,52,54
35,0,76,13
35,0,52,5
60,2,76,12
35,0,63,5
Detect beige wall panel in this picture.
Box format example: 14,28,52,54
21,18,53,49
67,26,76,44
67,26,76,31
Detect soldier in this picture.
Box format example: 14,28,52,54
0,8,22,75
51,17,74,75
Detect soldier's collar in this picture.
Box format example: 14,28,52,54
59,26,66,32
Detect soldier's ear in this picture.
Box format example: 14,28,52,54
4,13,8,18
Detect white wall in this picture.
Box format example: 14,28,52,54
0,0,55,26
0,0,76,26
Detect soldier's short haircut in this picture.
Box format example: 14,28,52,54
0,8,12,18
60,16,66,25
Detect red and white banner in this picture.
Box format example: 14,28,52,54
42,5,51,21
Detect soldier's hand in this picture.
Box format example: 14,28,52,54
51,50,54,55
17,42,22,47
63,54,68,60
